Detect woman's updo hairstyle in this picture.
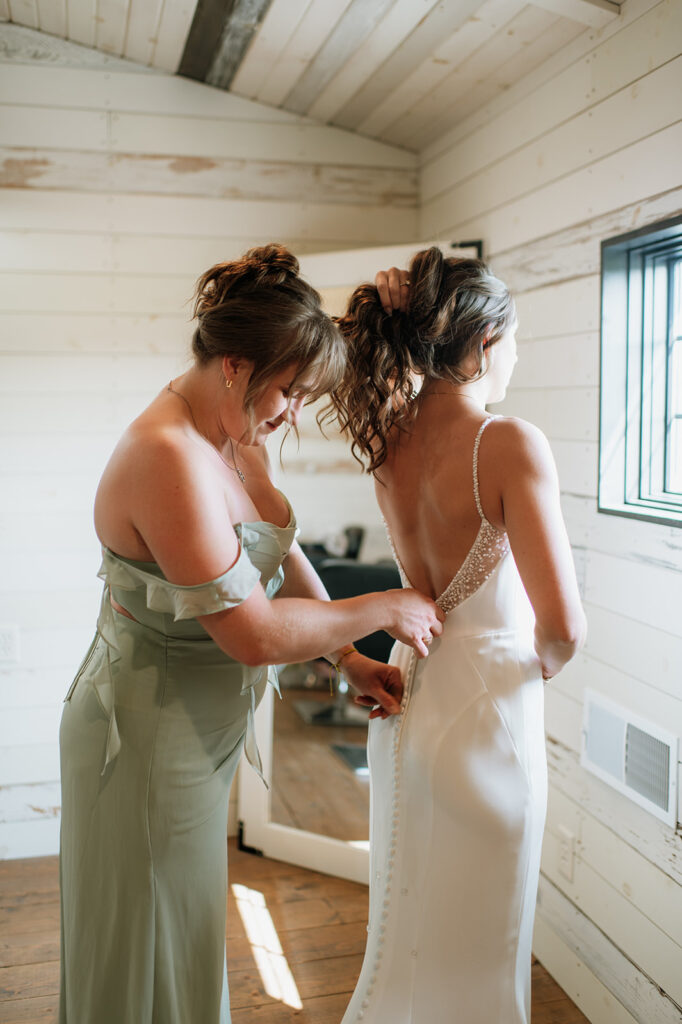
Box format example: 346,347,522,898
191,243,345,422
328,247,515,472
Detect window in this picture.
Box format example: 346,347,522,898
599,215,682,526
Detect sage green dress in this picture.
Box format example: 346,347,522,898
59,507,297,1024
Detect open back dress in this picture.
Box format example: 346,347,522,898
341,418,547,1024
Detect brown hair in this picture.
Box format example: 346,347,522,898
327,247,515,472
192,244,345,420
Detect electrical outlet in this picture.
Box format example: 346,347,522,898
0,625,20,664
558,825,575,882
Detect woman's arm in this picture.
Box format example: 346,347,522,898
127,431,443,667
492,418,587,679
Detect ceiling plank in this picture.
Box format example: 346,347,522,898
531,0,620,28
230,0,311,99
357,0,523,141
384,4,558,150
283,0,396,116
333,0,488,131
37,0,67,36
66,0,96,47
307,0,440,125
95,0,131,55
206,0,274,90
123,0,164,65
8,0,38,29
153,0,201,73
256,0,353,108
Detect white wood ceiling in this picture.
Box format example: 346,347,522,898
0,0,623,151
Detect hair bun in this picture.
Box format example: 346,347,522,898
242,243,300,286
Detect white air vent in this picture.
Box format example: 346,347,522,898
581,690,678,827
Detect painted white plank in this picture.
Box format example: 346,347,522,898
283,0,397,117
547,740,682,886
393,4,561,151
65,0,96,47
257,0,353,108
0,272,193,315
562,494,682,573
580,602,682,701
37,0,66,36
338,0,490,132
532,0,621,28
542,830,682,1006
7,0,38,28
0,353,182,392
535,878,677,1024
0,105,108,149
513,276,600,340
0,64,304,121
420,0,663,166
512,332,599,389
499,386,598,442
230,0,311,99
307,0,441,124
0,152,417,207
0,781,61,823
422,56,682,234
0,190,418,242
151,0,199,73
0,313,191,354
544,685,582,751
584,549,682,639
108,111,415,168
545,784,682,949
122,0,163,65
0,816,60,858
554,651,682,737
94,0,129,55
550,440,597,498
491,186,682,295
0,431,121,475
358,0,523,141
424,121,682,257
0,743,60,787
0,704,63,748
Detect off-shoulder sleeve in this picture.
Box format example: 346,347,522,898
98,545,261,621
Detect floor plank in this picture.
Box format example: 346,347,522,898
0,841,589,1023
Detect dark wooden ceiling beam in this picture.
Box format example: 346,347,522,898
178,0,273,88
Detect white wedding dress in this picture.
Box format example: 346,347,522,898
342,418,547,1024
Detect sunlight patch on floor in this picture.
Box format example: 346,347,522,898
231,882,303,1010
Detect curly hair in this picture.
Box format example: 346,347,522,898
326,247,515,472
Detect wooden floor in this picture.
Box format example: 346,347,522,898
0,840,590,1023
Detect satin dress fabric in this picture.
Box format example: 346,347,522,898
59,507,297,1024
341,419,547,1024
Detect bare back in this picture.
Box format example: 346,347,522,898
376,402,504,602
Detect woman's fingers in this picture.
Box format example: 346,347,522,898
375,266,410,314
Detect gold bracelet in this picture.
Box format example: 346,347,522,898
328,644,357,695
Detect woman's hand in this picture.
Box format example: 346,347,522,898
340,651,403,719
375,267,411,315
385,588,444,658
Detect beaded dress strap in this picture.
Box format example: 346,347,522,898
473,417,494,524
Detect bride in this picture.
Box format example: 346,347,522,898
329,249,587,1024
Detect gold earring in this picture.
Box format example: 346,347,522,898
225,378,232,389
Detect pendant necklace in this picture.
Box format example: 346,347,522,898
167,380,246,483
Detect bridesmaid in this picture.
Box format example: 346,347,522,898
59,244,443,1024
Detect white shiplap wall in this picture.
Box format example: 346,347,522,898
0,26,416,859
418,0,682,1020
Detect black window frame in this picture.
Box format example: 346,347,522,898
599,214,682,527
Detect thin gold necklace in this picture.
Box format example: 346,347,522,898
167,380,246,483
